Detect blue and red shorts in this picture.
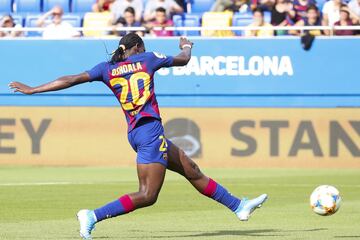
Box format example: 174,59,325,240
127,118,171,167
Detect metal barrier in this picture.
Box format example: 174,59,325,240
1,25,360,37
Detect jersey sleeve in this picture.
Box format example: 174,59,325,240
150,52,174,71
86,62,107,82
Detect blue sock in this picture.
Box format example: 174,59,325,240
202,178,241,212
93,194,135,222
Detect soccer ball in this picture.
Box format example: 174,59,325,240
310,185,341,216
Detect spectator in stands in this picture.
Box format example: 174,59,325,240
146,7,174,36
322,0,343,27
111,0,143,23
92,0,115,12
175,0,186,11
348,0,360,18
289,4,323,36
211,0,249,13
144,0,183,22
0,15,23,38
211,0,233,11
250,0,275,12
245,7,274,36
112,7,144,36
224,0,250,13
36,6,80,39
271,0,296,35
334,5,359,35
293,0,316,20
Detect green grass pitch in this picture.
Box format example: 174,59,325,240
0,167,359,239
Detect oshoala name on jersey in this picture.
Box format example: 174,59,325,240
112,62,143,76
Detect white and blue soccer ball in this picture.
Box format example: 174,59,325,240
310,185,341,216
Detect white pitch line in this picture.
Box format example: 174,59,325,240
237,183,360,188
0,182,76,186
0,181,114,186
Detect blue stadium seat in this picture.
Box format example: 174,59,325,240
0,0,13,13
190,0,212,14
25,14,81,36
11,14,23,25
62,14,81,27
25,15,42,36
71,0,96,13
173,14,200,36
232,13,253,36
264,11,270,23
43,0,70,12
14,0,41,13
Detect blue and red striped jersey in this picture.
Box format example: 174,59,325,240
86,52,174,132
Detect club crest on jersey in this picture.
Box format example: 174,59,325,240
112,62,143,76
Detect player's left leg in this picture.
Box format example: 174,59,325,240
166,143,268,221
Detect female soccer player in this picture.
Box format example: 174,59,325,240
9,33,267,240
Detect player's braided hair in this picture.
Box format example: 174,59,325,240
110,33,144,64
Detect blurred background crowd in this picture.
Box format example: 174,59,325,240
0,0,359,38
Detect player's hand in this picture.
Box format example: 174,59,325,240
179,37,193,50
8,81,35,95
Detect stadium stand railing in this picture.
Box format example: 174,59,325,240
1,25,360,38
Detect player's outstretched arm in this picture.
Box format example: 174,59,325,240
172,37,193,67
8,72,91,95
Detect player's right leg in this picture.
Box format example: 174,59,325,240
77,162,166,239
166,143,268,221
78,119,168,239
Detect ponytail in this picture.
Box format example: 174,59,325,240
109,33,144,64
110,44,125,64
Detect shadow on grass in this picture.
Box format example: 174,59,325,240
284,228,328,232
158,228,328,238
334,236,360,239
93,228,329,239
91,229,281,239
158,229,282,238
